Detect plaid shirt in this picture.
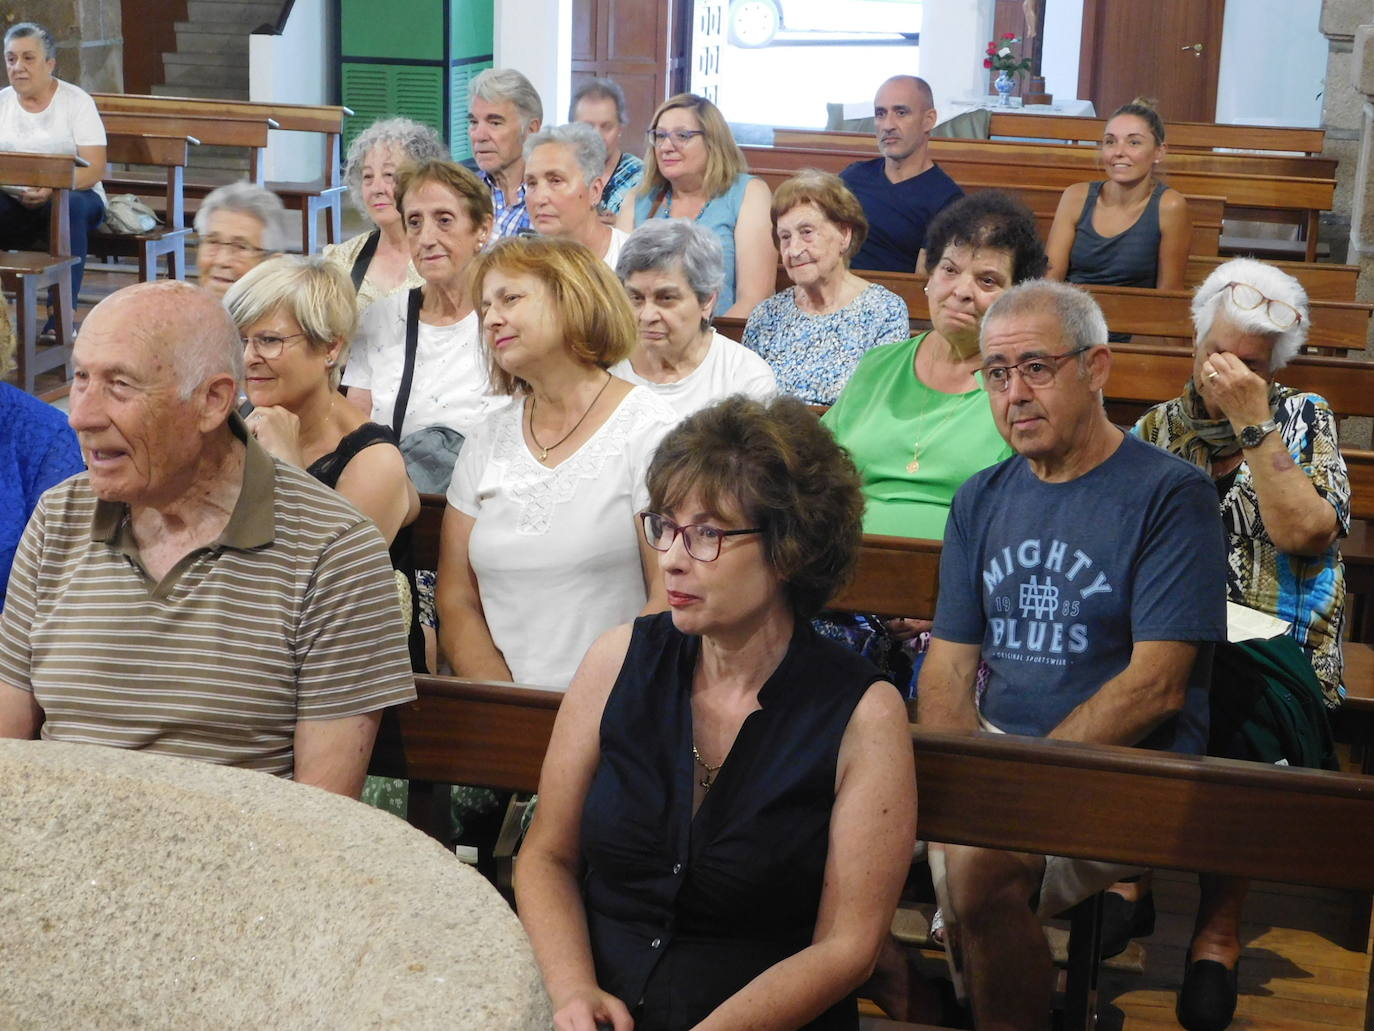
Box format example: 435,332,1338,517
600,151,645,215
484,173,530,239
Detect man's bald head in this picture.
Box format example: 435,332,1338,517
85,281,244,399
878,75,933,109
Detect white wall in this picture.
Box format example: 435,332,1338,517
248,0,332,182
1039,0,1083,105
919,0,997,118
495,0,572,129
1216,0,1326,127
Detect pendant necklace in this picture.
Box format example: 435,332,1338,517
528,371,612,462
907,342,971,473
692,742,724,792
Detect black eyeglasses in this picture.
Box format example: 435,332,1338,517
639,511,762,562
241,332,308,359
982,346,1091,392
646,128,705,147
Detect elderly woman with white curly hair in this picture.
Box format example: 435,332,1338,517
523,121,629,267
321,117,447,314
1127,256,1348,1031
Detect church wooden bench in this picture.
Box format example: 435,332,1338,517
93,94,350,254
741,144,1337,262
778,117,1329,157
88,132,192,282
367,673,1374,1031
771,131,1337,182
0,152,81,393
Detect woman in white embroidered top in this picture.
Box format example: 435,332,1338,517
0,22,107,326
437,235,678,689
610,218,776,421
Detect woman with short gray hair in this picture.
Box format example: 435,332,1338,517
523,123,629,266
1132,256,1346,1030
610,218,775,420
193,181,288,299
322,117,446,315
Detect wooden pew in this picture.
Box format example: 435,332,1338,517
88,132,192,282
743,145,1337,261
779,117,1329,157
367,674,1374,1030
0,151,81,392
93,94,351,253
1187,254,1360,302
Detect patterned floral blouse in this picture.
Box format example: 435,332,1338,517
1133,385,1349,705
741,283,909,405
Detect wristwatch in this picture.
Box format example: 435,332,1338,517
1238,419,1279,449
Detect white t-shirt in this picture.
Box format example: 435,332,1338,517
610,329,777,422
0,80,107,203
446,386,679,689
343,289,507,440
603,226,629,271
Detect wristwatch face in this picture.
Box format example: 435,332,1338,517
1239,421,1276,448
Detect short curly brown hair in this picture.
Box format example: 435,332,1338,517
646,395,864,618
770,169,869,264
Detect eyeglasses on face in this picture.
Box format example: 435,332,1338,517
194,234,269,259
646,128,705,147
1226,281,1302,331
639,511,763,562
982,346,1092,392
241,332,308,359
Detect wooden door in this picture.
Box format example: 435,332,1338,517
1078,0,1224,123
572,0,690,146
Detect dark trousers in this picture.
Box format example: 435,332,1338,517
0,187,105,319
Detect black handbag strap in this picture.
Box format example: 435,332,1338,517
349,229,381,291
391,287,424,438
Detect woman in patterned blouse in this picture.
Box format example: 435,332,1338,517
743,171,908,405
1130,257,1348,1031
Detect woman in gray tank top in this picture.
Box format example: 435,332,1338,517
1045,99,1192,295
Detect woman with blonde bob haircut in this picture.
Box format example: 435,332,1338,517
618,93,775,320
437,235,679,689
744,170,908,404
227,256,420,550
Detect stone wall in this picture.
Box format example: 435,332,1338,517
0,0,122,93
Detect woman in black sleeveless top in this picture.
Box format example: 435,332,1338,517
515,396,916,1031
1045,99,1192,301
225,255,422,669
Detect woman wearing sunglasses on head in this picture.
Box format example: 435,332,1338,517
617,93,776,320
1129,257,1348,1031
515,395,916,1031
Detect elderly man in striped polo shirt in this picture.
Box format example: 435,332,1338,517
0,281,416,797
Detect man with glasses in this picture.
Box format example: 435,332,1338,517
192,181,287,299
0,281,415,798
839,75,962,273
917,280,1228,1030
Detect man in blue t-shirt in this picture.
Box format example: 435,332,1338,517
918,280,1227,1029
839,75,963,273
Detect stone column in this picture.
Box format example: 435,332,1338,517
2,0,124,93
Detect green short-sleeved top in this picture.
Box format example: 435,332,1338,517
821,332,1012,539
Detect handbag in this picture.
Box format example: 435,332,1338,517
392,287,465,493
96,193,159,235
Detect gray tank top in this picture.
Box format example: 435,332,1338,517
1066,179,1166,288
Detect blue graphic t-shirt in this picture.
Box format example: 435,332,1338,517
933,434,1228,753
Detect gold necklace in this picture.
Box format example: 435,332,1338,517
907,340,969,474
692,742,724,792
528,372,612,462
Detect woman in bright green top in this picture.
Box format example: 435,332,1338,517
822,191,1048,539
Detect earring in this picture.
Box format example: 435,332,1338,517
325,358,336,368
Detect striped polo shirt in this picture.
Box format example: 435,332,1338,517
0,417,416,777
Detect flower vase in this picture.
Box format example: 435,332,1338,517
994,72,1015,106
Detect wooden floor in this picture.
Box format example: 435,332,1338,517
22,260,1374,1031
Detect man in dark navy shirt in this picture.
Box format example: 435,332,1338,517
839,75,963,273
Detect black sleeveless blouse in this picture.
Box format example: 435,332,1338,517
580,612,887,1030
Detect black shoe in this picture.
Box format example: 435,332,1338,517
1177,957,1239,1031
1099,888,1156,959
